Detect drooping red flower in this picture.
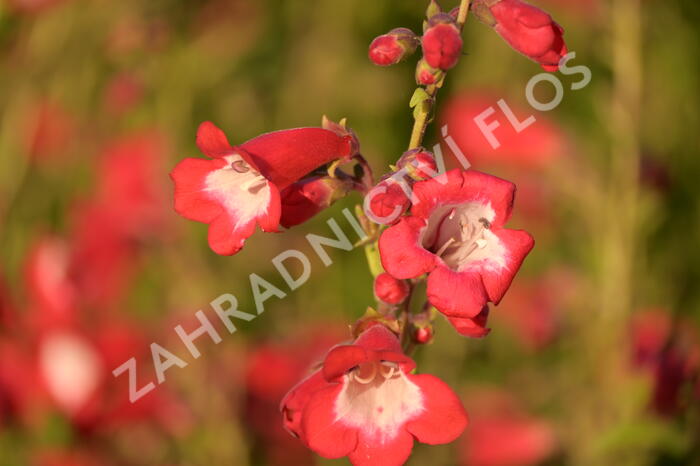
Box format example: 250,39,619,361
281,325,468,466
379,169,534,336
171,121,354,255
473,0,567,71
422,17,463,70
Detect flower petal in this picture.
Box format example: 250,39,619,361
196,121,232,158
348,429,415,466
379,217,438,280
405,374,469,444
427,265,489,318
477,228,534,304
241,128,352,190
170,157,226,223
302,385,358,459
447,305,491,338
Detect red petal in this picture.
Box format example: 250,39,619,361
405,374,469,444
302,385,358,459
379,217,438,280
196,121,232,158
207,212,257,256
258,182,282,233
412,170,516,228
447,306,491,338
348,429,415,466
354,324,403,353
427,265,489,318
478,228,534,304
170,157,225,223
241,128,351,190
280,369,327,438
323,345,370,381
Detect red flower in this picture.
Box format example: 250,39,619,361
245,325,345,466
441,91,566,171
422,18,463,70
281,325,468,466
474,0,567,71
368,28,419,67
460,389,556,466
373,273,409,305
379,170,534,335
171,121,354,255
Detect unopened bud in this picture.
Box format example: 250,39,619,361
374,273,410,305
368,28,419,67
422,14,463,70
415,58,442,85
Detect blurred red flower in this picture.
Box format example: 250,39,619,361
441,92,567,171
244,324,346,466
630,309,700,416
460,389,557,466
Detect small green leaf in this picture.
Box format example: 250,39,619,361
409,87,430,108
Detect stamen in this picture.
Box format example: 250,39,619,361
475,238,487,249
230,160,250,173
379,362,398,379
435,237,456,257
241,177,267,192
352,363,377,384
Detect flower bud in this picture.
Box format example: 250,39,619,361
280,176,355,228
415,58,442,85
366,179,410,225
368,28,419,67
471,0,567,71
414,326,434,345
422,14,463,70
374,273,410,305
397,148,438,180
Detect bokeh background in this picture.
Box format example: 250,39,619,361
1,0,699,465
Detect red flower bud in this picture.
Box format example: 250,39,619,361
422,16,463,70
374,273,410,305
473,0,567,71
280,176,355,228
415,326,434,344
368,28,419,67
415,58,442,85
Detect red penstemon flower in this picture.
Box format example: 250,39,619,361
378,169,534,335
473,0,567,71
171,121,354,255
281,325,468,466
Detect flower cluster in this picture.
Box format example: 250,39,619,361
167,1,549,464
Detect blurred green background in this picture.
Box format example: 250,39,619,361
0,0,699,465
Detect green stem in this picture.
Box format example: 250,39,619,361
407,0,471,150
